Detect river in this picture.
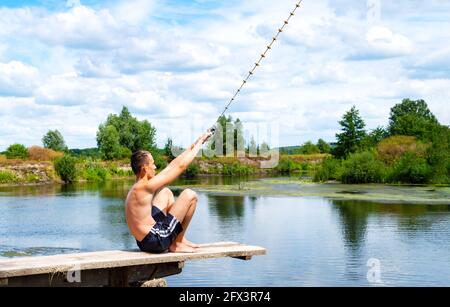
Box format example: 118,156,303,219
0,177,449,286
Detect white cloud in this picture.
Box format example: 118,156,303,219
112,33,230,74
291,62,349,85
0,61,40,97
365,26,413,57
0,0,449,150
31,5,123,49
34,72,98,106
75,57,120,78
112,0,156,25
409,48,450,78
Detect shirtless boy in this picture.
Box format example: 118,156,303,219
125,131,212,253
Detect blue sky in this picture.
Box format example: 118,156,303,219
0,0,449,150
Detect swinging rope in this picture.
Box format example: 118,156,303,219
209,0,304,133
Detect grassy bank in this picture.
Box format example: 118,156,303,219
313,139,450,185
0,157,134,185
183,154,328,177
0,153,327,185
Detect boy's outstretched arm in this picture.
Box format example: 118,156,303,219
146,132,212,193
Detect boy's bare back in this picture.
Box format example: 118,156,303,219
125,181,156,242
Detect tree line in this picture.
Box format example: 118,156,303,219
2,99,448,184
314,99,450,184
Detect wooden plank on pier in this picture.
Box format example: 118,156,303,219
0,242,266,283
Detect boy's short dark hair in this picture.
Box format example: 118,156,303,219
131,150,151,175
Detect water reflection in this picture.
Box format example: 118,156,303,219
331,200,370,252
331,199,450,246
207,194,246,221
330,200,371,281
174,175,264,187
0,184,61,197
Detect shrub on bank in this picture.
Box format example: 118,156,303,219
183,163,200,178
387,152,432,184
276,158,295,173
79,162,109,181
28,146,63,161
108,164,134,177
222,162,254,176
5,144,28,160
54,155,77,183
0,170,19,184
26,174,40,183
313,158,342,182
340,151,386,184
276,158,308,174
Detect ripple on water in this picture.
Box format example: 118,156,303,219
0,246,82,258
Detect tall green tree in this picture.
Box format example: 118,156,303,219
234,118,245,156
426,124,450,183
247,136,258,156
300,141,320,154
98,106,157,156
96,124,121,160
42,130,67,152
209,115,244,156
334,106,367,158
388,99,439,139
317,139,331,154
260,141,270,156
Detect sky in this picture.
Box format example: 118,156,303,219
0,0,449,150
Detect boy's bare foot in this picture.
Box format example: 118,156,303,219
182,238,200,248
169,242,197,253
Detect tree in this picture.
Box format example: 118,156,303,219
260,141,270,157
96,124,121,160
388,99,439,139
362,126,388,149
42,130,67,152
234,118,245,156
100,106,157,154
5,144,28,159
317,139,331,154
209,115,244,157
247,136,257,156
426,124,450,183
300,141,320,154
334,106,367,158
164,138,176,162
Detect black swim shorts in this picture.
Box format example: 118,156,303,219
136,206,183,253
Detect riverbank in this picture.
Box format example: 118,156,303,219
2,158,450,205
0,154,328,186
0,160,133,186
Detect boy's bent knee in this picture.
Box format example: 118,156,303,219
162,187,174,200
182,189,197,202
